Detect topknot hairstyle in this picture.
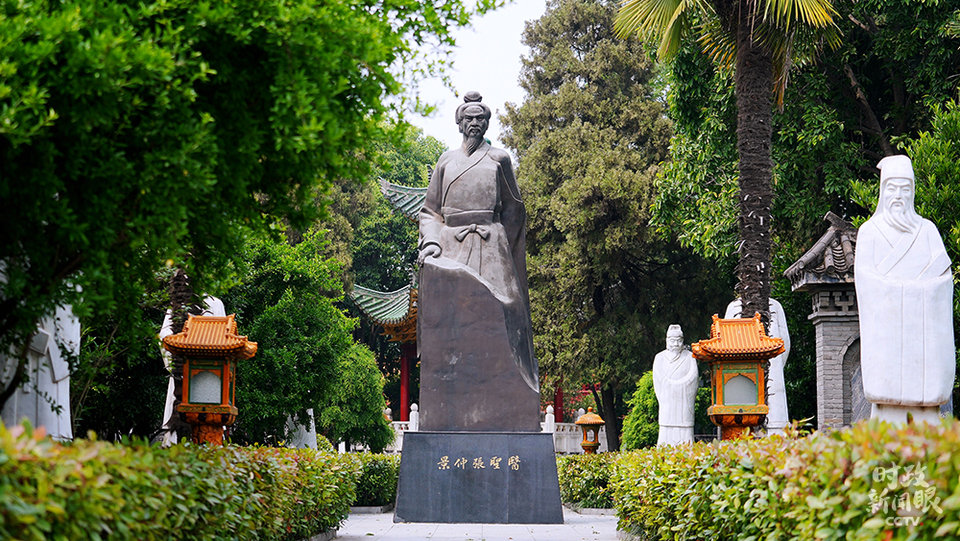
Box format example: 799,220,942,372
455,90,492,123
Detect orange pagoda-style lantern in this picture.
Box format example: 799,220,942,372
692,313,784,440
575,408,605,454
162,314,257,445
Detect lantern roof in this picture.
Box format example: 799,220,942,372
692,313,784,362
162,314,257,359
575,407,605,426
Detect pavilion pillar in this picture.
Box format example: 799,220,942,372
553,384,564,423
400,343,416,422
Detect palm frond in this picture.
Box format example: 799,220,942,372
698,17,736,71
615,0,701,60
763,0,838,30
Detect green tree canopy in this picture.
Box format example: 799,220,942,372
225,230,392,449
501,0,733,450
0,0,500,408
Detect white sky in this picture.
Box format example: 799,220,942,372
407,1,549,150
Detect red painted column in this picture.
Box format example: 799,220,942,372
553,384,564,423
400,343,415,422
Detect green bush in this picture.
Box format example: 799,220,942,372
621,372,659,450
621,371,713,451
557,453,618,509
0,423,360,541
612,419,960,540
353,453,400,507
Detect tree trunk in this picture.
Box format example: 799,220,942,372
734,6,774,322
601,384,620,452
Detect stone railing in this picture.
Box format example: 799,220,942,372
379,404,607,454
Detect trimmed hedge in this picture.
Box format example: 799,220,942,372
353,453,400,507
612,419,960,540
557,453,618,509
0,423,360,541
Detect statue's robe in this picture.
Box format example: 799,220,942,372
418,141,540,432
855,216,954,407
0,305,77,442
652,349,698,445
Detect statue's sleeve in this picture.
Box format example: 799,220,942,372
419,160,444,250
497,153,528,291
771,298,790,360
920,221,951,280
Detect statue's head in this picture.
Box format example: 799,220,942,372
875,155,919,233
455,91,491,139
666,324,683,353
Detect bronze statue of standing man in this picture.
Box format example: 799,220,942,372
417,91,540,432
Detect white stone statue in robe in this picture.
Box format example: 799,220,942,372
0,305,79,441
855,154,955,424
725,297,791,435
653,325,698,445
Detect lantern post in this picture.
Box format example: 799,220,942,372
162,314,257,445
575,407,605,454
692,314,784,440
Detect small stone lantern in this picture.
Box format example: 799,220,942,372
162,314,257,445
692,314,784,440
575,407,605,454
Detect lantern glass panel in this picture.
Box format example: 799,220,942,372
723,375,757,405
189,370,223,404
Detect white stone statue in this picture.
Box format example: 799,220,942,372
855,155,955,424
725,297,791,435
285,408,319,449
652,325,698,445
158,296,225,446
0,305,79,441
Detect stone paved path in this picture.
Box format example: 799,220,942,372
337,508,619,541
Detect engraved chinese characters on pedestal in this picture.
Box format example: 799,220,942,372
854,155,955,424
416,91,539,432
652,325,698,445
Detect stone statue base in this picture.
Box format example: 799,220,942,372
872,403,943,425
394,432,562,524
418,260,541,432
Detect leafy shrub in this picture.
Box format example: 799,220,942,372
0,423,360,541
621,372,659,450
612,418,960,540
622,371,713,451
353,453,400,507
557,453,618,509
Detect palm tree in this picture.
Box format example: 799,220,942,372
615,0,838,320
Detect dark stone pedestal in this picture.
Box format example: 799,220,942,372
418,261,541,432
394,432,563,524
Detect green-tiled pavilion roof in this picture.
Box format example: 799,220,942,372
380,179,427,222
350,284,414,325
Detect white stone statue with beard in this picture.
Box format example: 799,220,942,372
855,154,955,424
652,325,698,445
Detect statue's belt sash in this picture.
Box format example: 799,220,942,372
443,209,496,227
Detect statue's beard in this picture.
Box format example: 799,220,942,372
882,201,920,233
463,134,484,155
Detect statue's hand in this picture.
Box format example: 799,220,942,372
418,244,441,265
